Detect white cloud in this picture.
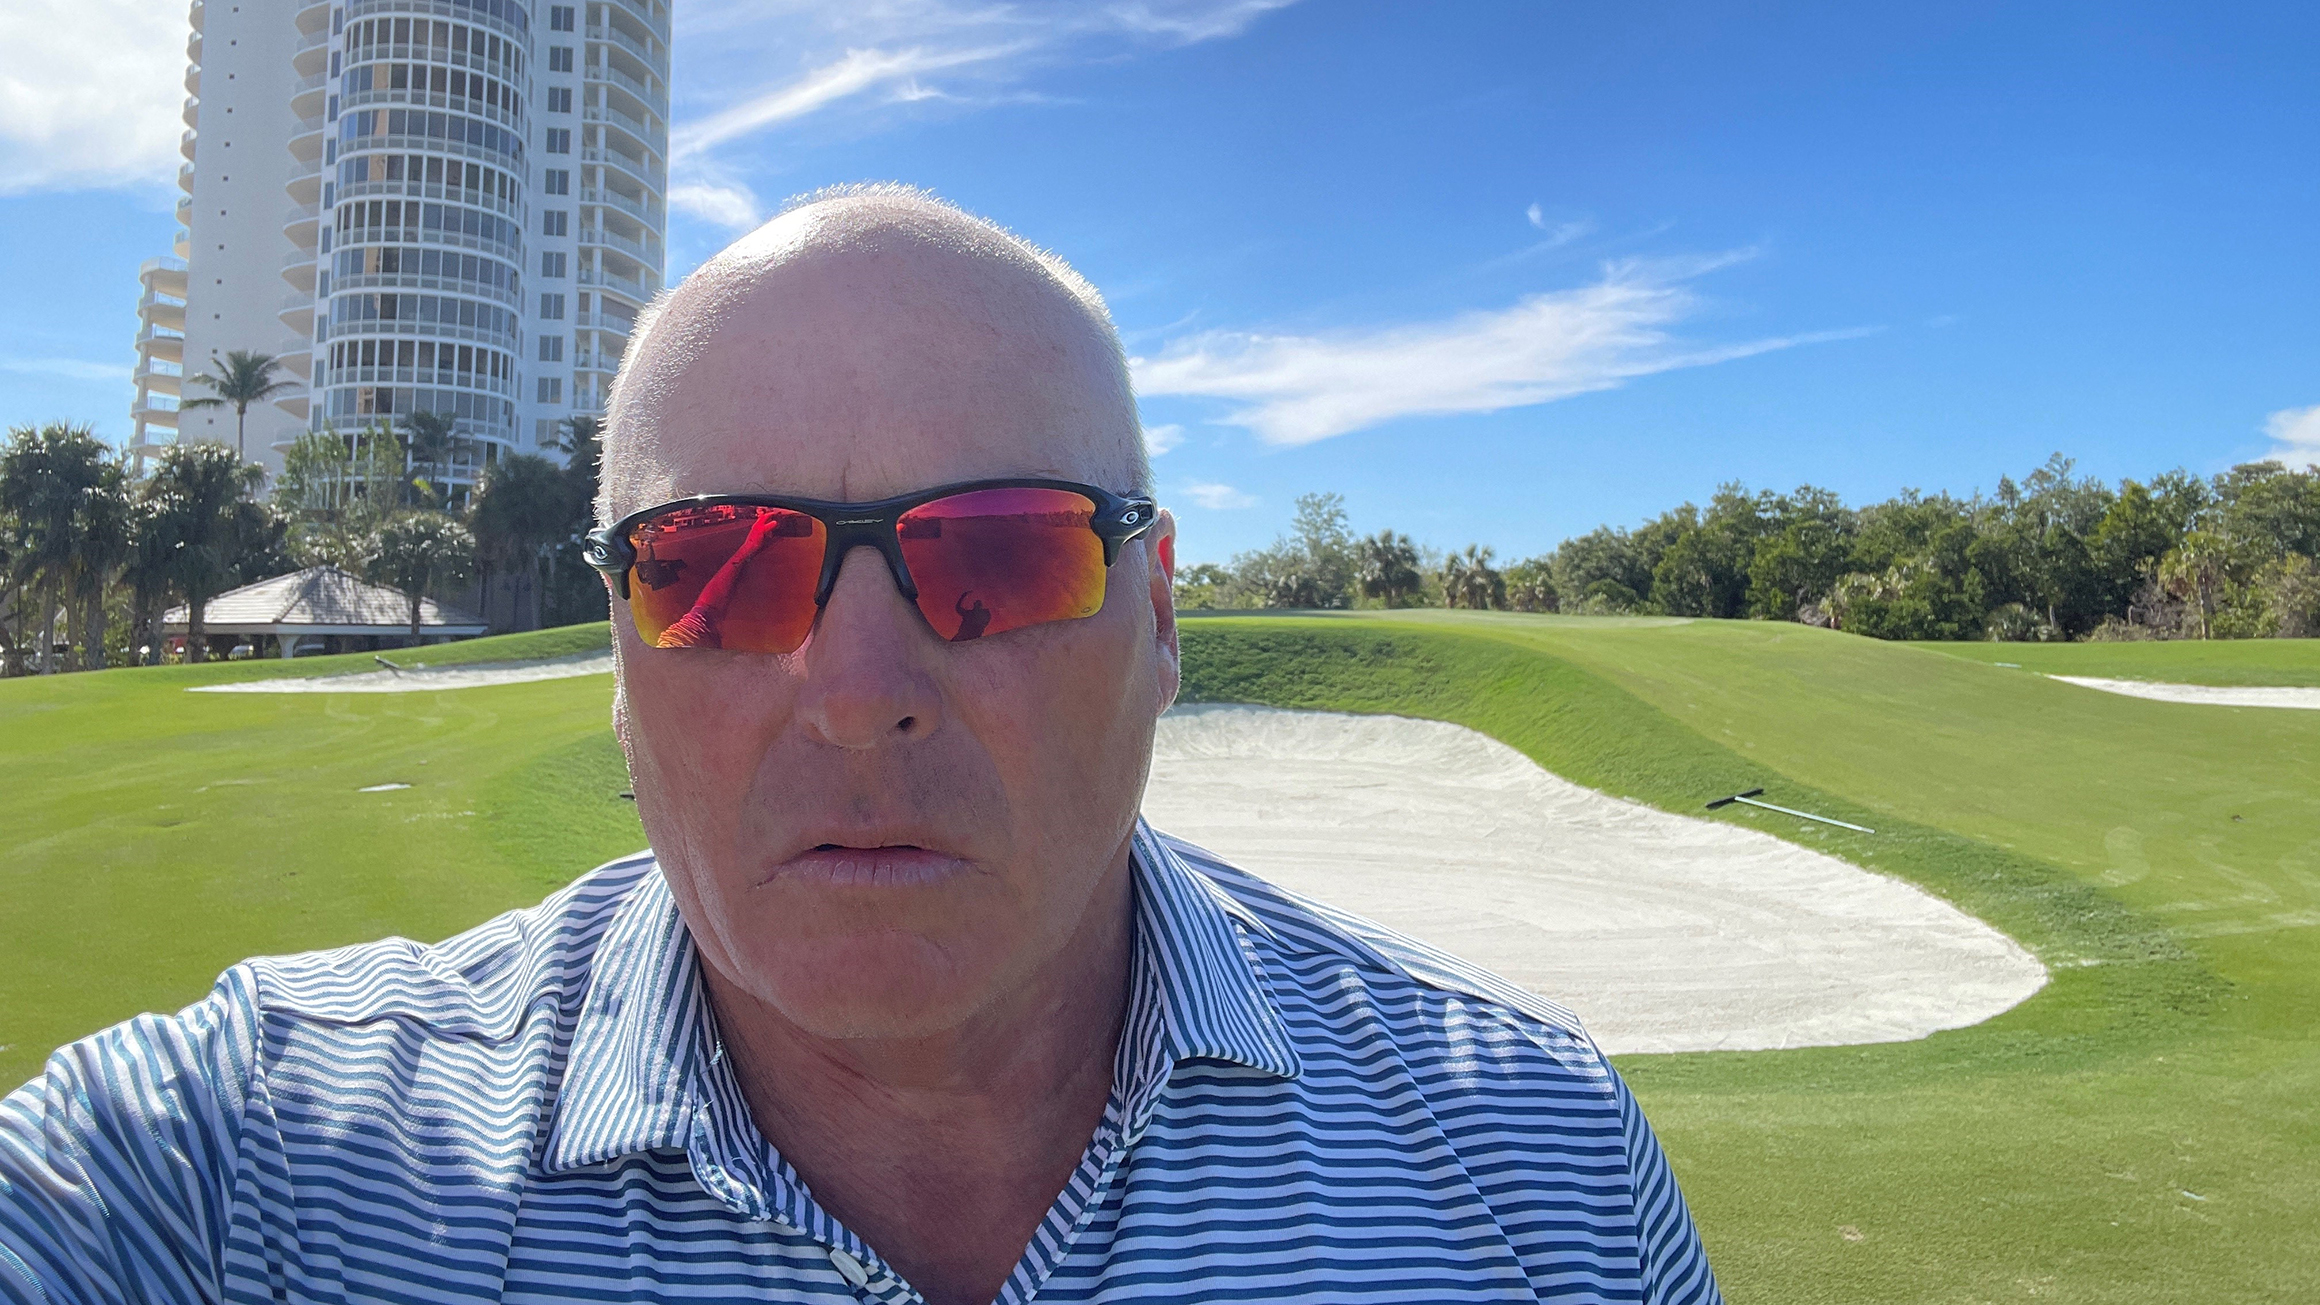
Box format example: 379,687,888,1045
0,0,190,194
1181,481,1257,510
1143,422,1184,456
1,357,130,382
670,1,1295,170
668,180,765,231
2264,405,2320,464
1132,255,1869,446
1526,202,1545,229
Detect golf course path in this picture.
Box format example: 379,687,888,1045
188,651,614,693
1143,704,2047,1055
2048,674,2320,709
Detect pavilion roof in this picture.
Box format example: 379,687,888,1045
162,565,487,634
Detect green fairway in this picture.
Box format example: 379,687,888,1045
1914,635,2320,686
5,616,2315,1302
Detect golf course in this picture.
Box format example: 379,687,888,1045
3,613,2314,1302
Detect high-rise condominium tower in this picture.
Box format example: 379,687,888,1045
130,0,672,486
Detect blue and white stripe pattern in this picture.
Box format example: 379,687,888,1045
2,821,1720,1303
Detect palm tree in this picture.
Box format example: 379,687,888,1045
71,460,133,669
122,496,181,665
181,350,295,461
147,442,266,662
366,511,476,643
0,422,115,672
471,452,574,631
397,410,460,507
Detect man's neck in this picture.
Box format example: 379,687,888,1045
702,849,1135,1305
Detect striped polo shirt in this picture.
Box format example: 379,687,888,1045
1,822,1720,1303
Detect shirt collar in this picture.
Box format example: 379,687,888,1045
541,818,1300,1177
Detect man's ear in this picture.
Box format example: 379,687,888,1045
1147,509,1181,713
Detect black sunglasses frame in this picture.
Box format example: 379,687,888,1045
583,477,1159,609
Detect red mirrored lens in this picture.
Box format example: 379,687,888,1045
624,505,826,652
899,488,1106,642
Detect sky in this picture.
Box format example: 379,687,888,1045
2,0,2316,563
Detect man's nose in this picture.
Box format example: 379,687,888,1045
795,546,945,748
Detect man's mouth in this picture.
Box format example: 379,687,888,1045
769,843,970,888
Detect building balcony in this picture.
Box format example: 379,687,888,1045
178,161,196,194
181,128,198,162
188,0,203,29
134,356,184,391
188,32,202,63
133,393,182,423
140,256,190,297
580,184,659,227
183,96,200,129
585,61,666,116
185,66,201,97
581,146,664,194
586,23,662,73
139,293,187,332
294,26,330,54
583,101,665,154
288,114,326,161
280,297,317,334
605,0,671,41
574,310,635,336
579,225,660,266
282,203,321,244
578,266,650,303
281,246,317,275
137,322,187,355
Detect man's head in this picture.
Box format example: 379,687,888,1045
601,186,1178,1042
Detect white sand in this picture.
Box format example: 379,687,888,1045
2048,675,2320,710
1143,704,2047,1054
190,650,613,693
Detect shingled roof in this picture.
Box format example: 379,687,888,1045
162,565,487,635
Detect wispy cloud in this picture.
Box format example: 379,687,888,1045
1181,480,1257,510
0,0,191,194
1,356,130,382
669,1,1296,212
1133,254,1872,446
2264,405,2320,464
1143,423,1185,456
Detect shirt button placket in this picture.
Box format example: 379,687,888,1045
828,1247,870,1289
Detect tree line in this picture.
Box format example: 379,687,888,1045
0,410,605,675
1175,455,2320,641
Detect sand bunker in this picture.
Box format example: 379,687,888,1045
2049,675,2320,710
1144,705,2046,1054
190,651,613,693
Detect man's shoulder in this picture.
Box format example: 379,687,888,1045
1153,831,1614,1090
234,851,659,1042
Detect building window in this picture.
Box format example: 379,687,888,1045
547,86,572,113
549,46,574,73
537,376,564,403
539,335,565,362
550,5,576,31
545,128,571,154
542,209,569,236
541,251,567,278
540,292,566,319
544,168,570,195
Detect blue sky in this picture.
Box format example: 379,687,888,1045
4,0,2316,563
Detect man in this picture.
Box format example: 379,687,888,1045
1,189,1720,1304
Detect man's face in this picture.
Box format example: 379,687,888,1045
608,216,1178,1041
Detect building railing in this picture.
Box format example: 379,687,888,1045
141,255,190,279
345,0,528,45
604,0,669,41
580,184,658,225
138,324,187,346
586,23,661,72
574,311,635,333
180,128,198,160
579,225,659,265
582,145,664,192
584,101,663,150
139,290,188,314
337,178,525,221
577,266,649,300
294,27,330,54
341,87,524,134
585,60,665,115
290,71,328,95
331,271,522,308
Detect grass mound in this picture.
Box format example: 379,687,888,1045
4,613,2315,1301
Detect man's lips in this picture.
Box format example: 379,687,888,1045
765,844,972,889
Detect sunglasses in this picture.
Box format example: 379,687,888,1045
583,478,1158,653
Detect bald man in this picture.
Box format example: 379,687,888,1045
1,189,1720,1305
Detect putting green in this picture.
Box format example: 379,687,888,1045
4,615,2315,1303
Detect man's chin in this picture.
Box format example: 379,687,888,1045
727,931,1001,1041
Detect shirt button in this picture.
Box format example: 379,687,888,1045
828,1248,870,1289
